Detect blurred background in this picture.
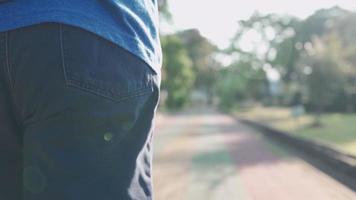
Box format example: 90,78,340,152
153,0,356,199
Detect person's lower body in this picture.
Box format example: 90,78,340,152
0,22,160,200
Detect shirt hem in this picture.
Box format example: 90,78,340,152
0,9,162,74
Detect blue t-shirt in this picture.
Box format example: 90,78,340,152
0,0,162,74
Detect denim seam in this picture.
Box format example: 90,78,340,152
59,23,69,86
59,23,154,102
4,31,13,89
0,33,5,76
66,79,154,103
66,75,153,96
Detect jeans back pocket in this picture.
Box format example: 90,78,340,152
59,23,156,102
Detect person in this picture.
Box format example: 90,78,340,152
0,1,161,199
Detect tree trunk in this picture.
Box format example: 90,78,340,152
313,103,324,127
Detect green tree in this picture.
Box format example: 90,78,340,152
303,34,347,125
158,0,172,22
215,61,265,111
334,13,356,111
161,35,195,109
177,29,220,104
227,13,301,106
227,7,355,109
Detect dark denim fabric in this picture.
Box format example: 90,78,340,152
0,22,160,200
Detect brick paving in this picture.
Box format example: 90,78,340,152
153,108,356,200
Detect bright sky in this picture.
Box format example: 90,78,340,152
162,0,356,48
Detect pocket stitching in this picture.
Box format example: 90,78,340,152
59,23,154,102
66,78,154,102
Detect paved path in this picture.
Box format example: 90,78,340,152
152,108,356,200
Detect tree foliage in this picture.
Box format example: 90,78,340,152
305,37,345,106
220,6,356,114
177,29,220,103
161,35,195,109
158,3,356,114
215,61,265,111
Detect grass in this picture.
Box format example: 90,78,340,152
235,106,356,156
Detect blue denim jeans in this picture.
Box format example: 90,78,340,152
0,23,160,200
